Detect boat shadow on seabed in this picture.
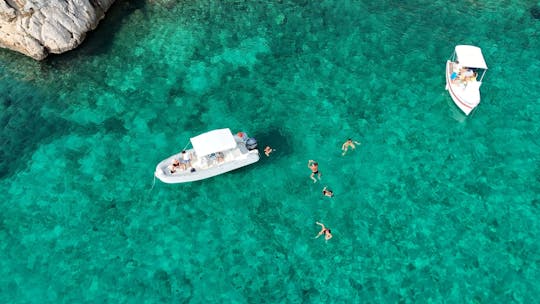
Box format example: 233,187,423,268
225,127,293,177
252,128,293,157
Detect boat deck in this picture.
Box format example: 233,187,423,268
446,60,481,115
449,62,478,87
192,145,249,170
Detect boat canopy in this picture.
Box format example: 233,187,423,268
455,45,488,69
190,128,237,156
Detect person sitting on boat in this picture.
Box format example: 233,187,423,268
180,150,191,170
169,159,180,173
451,61,461,83
467,71,478,82
207,152,223,165
457,67,475,83
451,71,459,82
453,61,461,70
216,152,225,163
463,68,474,78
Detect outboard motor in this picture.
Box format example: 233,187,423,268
246,137,258,150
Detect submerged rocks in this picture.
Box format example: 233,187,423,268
0,0,115,60
531,5,540,19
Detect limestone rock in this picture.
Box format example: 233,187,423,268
0,0,115,60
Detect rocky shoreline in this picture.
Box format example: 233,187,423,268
0,0,115,60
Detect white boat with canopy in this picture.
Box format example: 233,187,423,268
445,45,488,115
155,128,260,183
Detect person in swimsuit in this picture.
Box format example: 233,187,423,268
264,146,274,157
315,222,333,241
322,186,334,198
169,159,180,173
342,138,361,156
308,160,321,183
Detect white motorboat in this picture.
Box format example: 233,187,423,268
445,45,488,115
155,128,260,184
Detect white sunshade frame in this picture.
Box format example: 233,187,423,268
190,128,237,156
455,45,488,69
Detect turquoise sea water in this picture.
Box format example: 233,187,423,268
1,0,539,302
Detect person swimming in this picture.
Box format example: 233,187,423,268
264,146,274,157
322,186,334,198
315,222,333,241
342,138,361,156
308,160,321,183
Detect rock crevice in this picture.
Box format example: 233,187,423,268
0,0,115,60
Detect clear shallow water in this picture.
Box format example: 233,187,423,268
1,0,539,302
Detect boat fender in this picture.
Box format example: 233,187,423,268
246,137,258,150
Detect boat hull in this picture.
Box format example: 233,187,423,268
445,60,480,116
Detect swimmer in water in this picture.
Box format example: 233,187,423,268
315,221,333,241
342,138,361,156
322,186,334,198
264,146,274,157
308,160,321,183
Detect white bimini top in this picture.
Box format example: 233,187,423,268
190,128,237,156
455,45,488,69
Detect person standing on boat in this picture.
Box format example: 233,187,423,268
308,160,321,183
341,138,361,156
180,150,191,170
315,222,333,241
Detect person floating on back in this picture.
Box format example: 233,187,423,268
308,160,321,183
315,222,333,241
342,138,361,156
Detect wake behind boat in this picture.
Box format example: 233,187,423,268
155,128,260,184
445,45,488,115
